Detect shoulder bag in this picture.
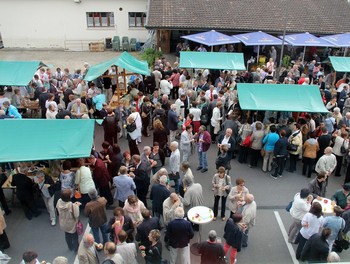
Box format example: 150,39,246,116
71,203,84,236
341,139,347,155
224,174,231,195
287,131,300,152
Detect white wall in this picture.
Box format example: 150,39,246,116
0,0,149,50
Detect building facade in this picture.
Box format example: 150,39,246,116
0,0,149,50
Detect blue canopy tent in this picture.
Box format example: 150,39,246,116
233,31,283,65
281,32,332,63
181,30,240,51
321,33,350,57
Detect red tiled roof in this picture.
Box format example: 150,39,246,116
146,0,350,35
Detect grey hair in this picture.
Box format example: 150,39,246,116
328,251,340,262
170,141,178,149
88,188,98,200
53,256,68,264
171,104,177,110
143,146,151,152
158,168,168,176
174,207,184,218
35,170,45,178
183,175,194,187
334,107,340,114
159,175,168,184
208,230,217,242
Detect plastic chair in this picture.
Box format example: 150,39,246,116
122,36,130,51
130,38,137,51
112,36,120,51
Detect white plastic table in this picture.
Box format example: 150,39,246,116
187,206,214,255
312,197,334,214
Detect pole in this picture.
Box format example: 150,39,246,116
302,46,306,64
278,1,288,74
257,45,260,67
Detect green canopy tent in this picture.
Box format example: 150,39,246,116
0,60,46,86
179,52,246,70
0,119,95,162
328,56,350,72
84,51,150,81
237,83,328,113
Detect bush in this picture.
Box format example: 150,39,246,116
140,48,162,68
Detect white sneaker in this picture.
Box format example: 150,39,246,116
51,219,56,226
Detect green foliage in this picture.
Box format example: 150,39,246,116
140,48,162,68
282,55,291,68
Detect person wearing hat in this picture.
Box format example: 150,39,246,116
331,184,350,209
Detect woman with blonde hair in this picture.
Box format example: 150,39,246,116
153,119,168,149
123,195,146,226
212,166,231,221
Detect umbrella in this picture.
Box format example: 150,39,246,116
181,30,240,51
321,33,350,57
233,31,283,64
281,32,333,63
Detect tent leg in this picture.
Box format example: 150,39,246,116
302,46,306,64
257,46,260,67
211,46,213,52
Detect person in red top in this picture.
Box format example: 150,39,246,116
88,155,113,206
169,69,180,100
194,125,212,173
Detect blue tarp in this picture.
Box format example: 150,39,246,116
182,30,240,46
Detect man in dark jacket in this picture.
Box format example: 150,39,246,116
129,154,150,208
165,207,193,264
168,104,179,143
38,87,51,119
301,227,330,262
88,155,113,206
195,125,212,173
150,175,170,218
198,230,225,264
308,173,327,199
11,166,41,220
135,209,161,251
84,188,108,245
271,129,288,179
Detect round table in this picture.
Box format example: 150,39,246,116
312,197,334,214
187,206,214,255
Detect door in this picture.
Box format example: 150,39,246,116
0,32,3,49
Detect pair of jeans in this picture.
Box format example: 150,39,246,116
302,157,315,178
288,153,298,172
262,151,274,172
224,242,237,264
198,151,208,169
213,195,227,218
65,232,79,252
249,148,261,167
272,156,286,176
91,223,108,245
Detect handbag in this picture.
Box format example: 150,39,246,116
169,172,180,180
341,139,347,155
164,144,171,157
126,122,137,133
287,143,298,152
71,203,84,235
76,219,84,236
74,189,82,199
285,201,293,212
260,148,266,157
336,230,350,250
242,135,252,147
224,174,231,195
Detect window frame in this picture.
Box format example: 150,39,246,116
128,12,147,28
86,12,115,28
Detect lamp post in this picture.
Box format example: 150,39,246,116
278,2,288,76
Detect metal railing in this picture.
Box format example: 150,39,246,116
64,39,105,51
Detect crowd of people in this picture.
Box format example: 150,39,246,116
1,48,350,263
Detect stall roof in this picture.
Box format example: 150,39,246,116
179,52,246,70
181,30,240,46
0,60,45,86
84,52,150,81
329,56,350,72
237,83,328,113
0,119,95,162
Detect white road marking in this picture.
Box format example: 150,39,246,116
274,211,299,264
74,223,91,264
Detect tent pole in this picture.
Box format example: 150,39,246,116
257,45,260,67
116,66,119,101
123,69,127,94
211,46,213,52
302,46,306,64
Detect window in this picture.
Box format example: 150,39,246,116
86,12,114,27
128,12,147,27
